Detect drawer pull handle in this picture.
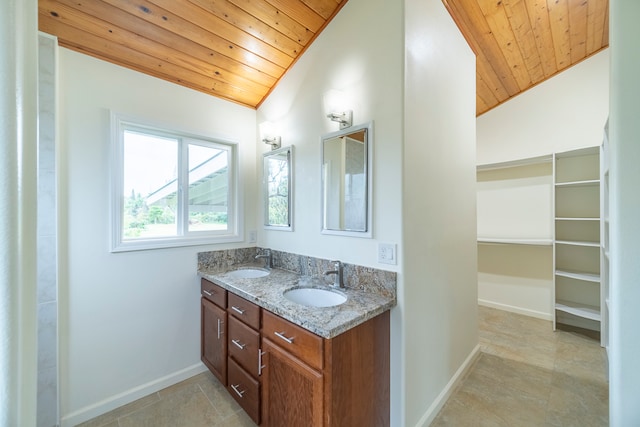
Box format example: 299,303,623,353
258,349,266,376
231,384,245,398
231,306,245,315
231,339,246,350
274,331,294,344
217,319,224,340
203,290,213,296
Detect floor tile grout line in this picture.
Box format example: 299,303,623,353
112,391,163,426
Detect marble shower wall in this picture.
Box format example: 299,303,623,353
37,33,59,427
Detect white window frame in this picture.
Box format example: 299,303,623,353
110,112,242,252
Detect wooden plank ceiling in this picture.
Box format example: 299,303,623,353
443,0,609,115
39,0,608,115
39,0,348,108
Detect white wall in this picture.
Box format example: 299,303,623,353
57,49,257,425
257,0,404,422
57,0,479,424
257,0,403,271
477,49,610,164
609,1,640,424
475,50,610,320
260,2,478,425
404,1,478,426
1,0,39,425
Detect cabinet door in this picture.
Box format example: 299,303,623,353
201,297,227,385
261,338,323,427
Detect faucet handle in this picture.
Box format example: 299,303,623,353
330,260,341,268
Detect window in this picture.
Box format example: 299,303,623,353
111,113,240,251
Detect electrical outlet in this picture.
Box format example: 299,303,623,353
378,243,397,265
248,230,257,243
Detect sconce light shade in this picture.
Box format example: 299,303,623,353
323,89,353,129
259,121,282,150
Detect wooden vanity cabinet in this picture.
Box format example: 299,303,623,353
261,310,390,427
200,278,391,426
201,278,227,385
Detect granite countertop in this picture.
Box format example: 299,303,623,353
198,263,396,339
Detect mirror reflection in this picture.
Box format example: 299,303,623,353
263,146,293,230
321,122,372,237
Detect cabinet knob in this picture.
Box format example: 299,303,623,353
203,289,213,296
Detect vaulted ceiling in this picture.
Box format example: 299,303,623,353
443,0,609,115
39,0,608,116
39,0,348,108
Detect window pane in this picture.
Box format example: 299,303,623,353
188,143,229,232
123,130,178,239
266,153,290,226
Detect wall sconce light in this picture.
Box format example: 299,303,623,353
323,89,352,129
259,121,281,150
326,110,353,129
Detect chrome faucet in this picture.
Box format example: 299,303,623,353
255,248,272,269
324,260,344,288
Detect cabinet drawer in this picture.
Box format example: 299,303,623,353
262,310,323,371
228,293,260,330
228,358,260,424
228,316,260,378
201,278,226,308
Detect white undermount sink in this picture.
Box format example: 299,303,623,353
227,268,270,279
283,287,347,308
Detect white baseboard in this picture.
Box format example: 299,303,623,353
478,299,553,321
60,363,208,427
415,344,481,427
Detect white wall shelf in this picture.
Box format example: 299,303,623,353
476,145,606,337
600,123,610,352
555,269,601,283
555,179,600,187
476,154,552,171
555,300,601,322
553,146,604,340
477,238,553,246
555,240,600,248
476,155,554,320
556,217,600,221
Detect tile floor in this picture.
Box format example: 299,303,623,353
432,306,609,426
79,306,608,426
77,371,256,427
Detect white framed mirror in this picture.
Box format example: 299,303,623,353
263,145,293,231
321,121,373,238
